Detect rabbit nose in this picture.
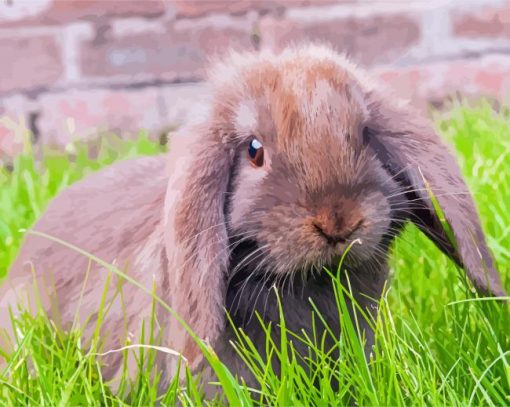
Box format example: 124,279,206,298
313,207,362,246
313,223,348,245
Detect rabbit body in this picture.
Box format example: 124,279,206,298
0,44,505,392
0,153,383,388
0,156,169,378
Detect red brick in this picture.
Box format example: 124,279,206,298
174,0,259,17
452,2,510,38
0,35,63,95
79,21,254,80
0,95,33,159
0,130,24,160
374,55,510,110
173,0,336,18
260,12,421,67
159,83,209,127
0,0,165,27
36,88,163,146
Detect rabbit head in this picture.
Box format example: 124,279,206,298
163,44,505,369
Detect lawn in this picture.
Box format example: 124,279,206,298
0,101,509,405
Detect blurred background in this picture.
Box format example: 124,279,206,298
1,0,509,161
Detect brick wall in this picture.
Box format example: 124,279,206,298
1,0,510,158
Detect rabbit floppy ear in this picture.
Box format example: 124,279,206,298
367,96,505,297
163,124,234,369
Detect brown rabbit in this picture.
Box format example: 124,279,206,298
0,44,505,391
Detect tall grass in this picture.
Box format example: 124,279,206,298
0,101,509,405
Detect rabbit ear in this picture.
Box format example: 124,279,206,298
163,124,234,369
367,95,505,297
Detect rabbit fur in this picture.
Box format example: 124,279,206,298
0,44,506,391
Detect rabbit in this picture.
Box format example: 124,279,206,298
0,44,506,393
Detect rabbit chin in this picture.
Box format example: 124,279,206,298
223,236,388,340
226,233,384,288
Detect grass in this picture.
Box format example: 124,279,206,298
0,100,509,405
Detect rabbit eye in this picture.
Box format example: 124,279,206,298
248,138,264,167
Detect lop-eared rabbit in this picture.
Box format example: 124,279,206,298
0,44,505,391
